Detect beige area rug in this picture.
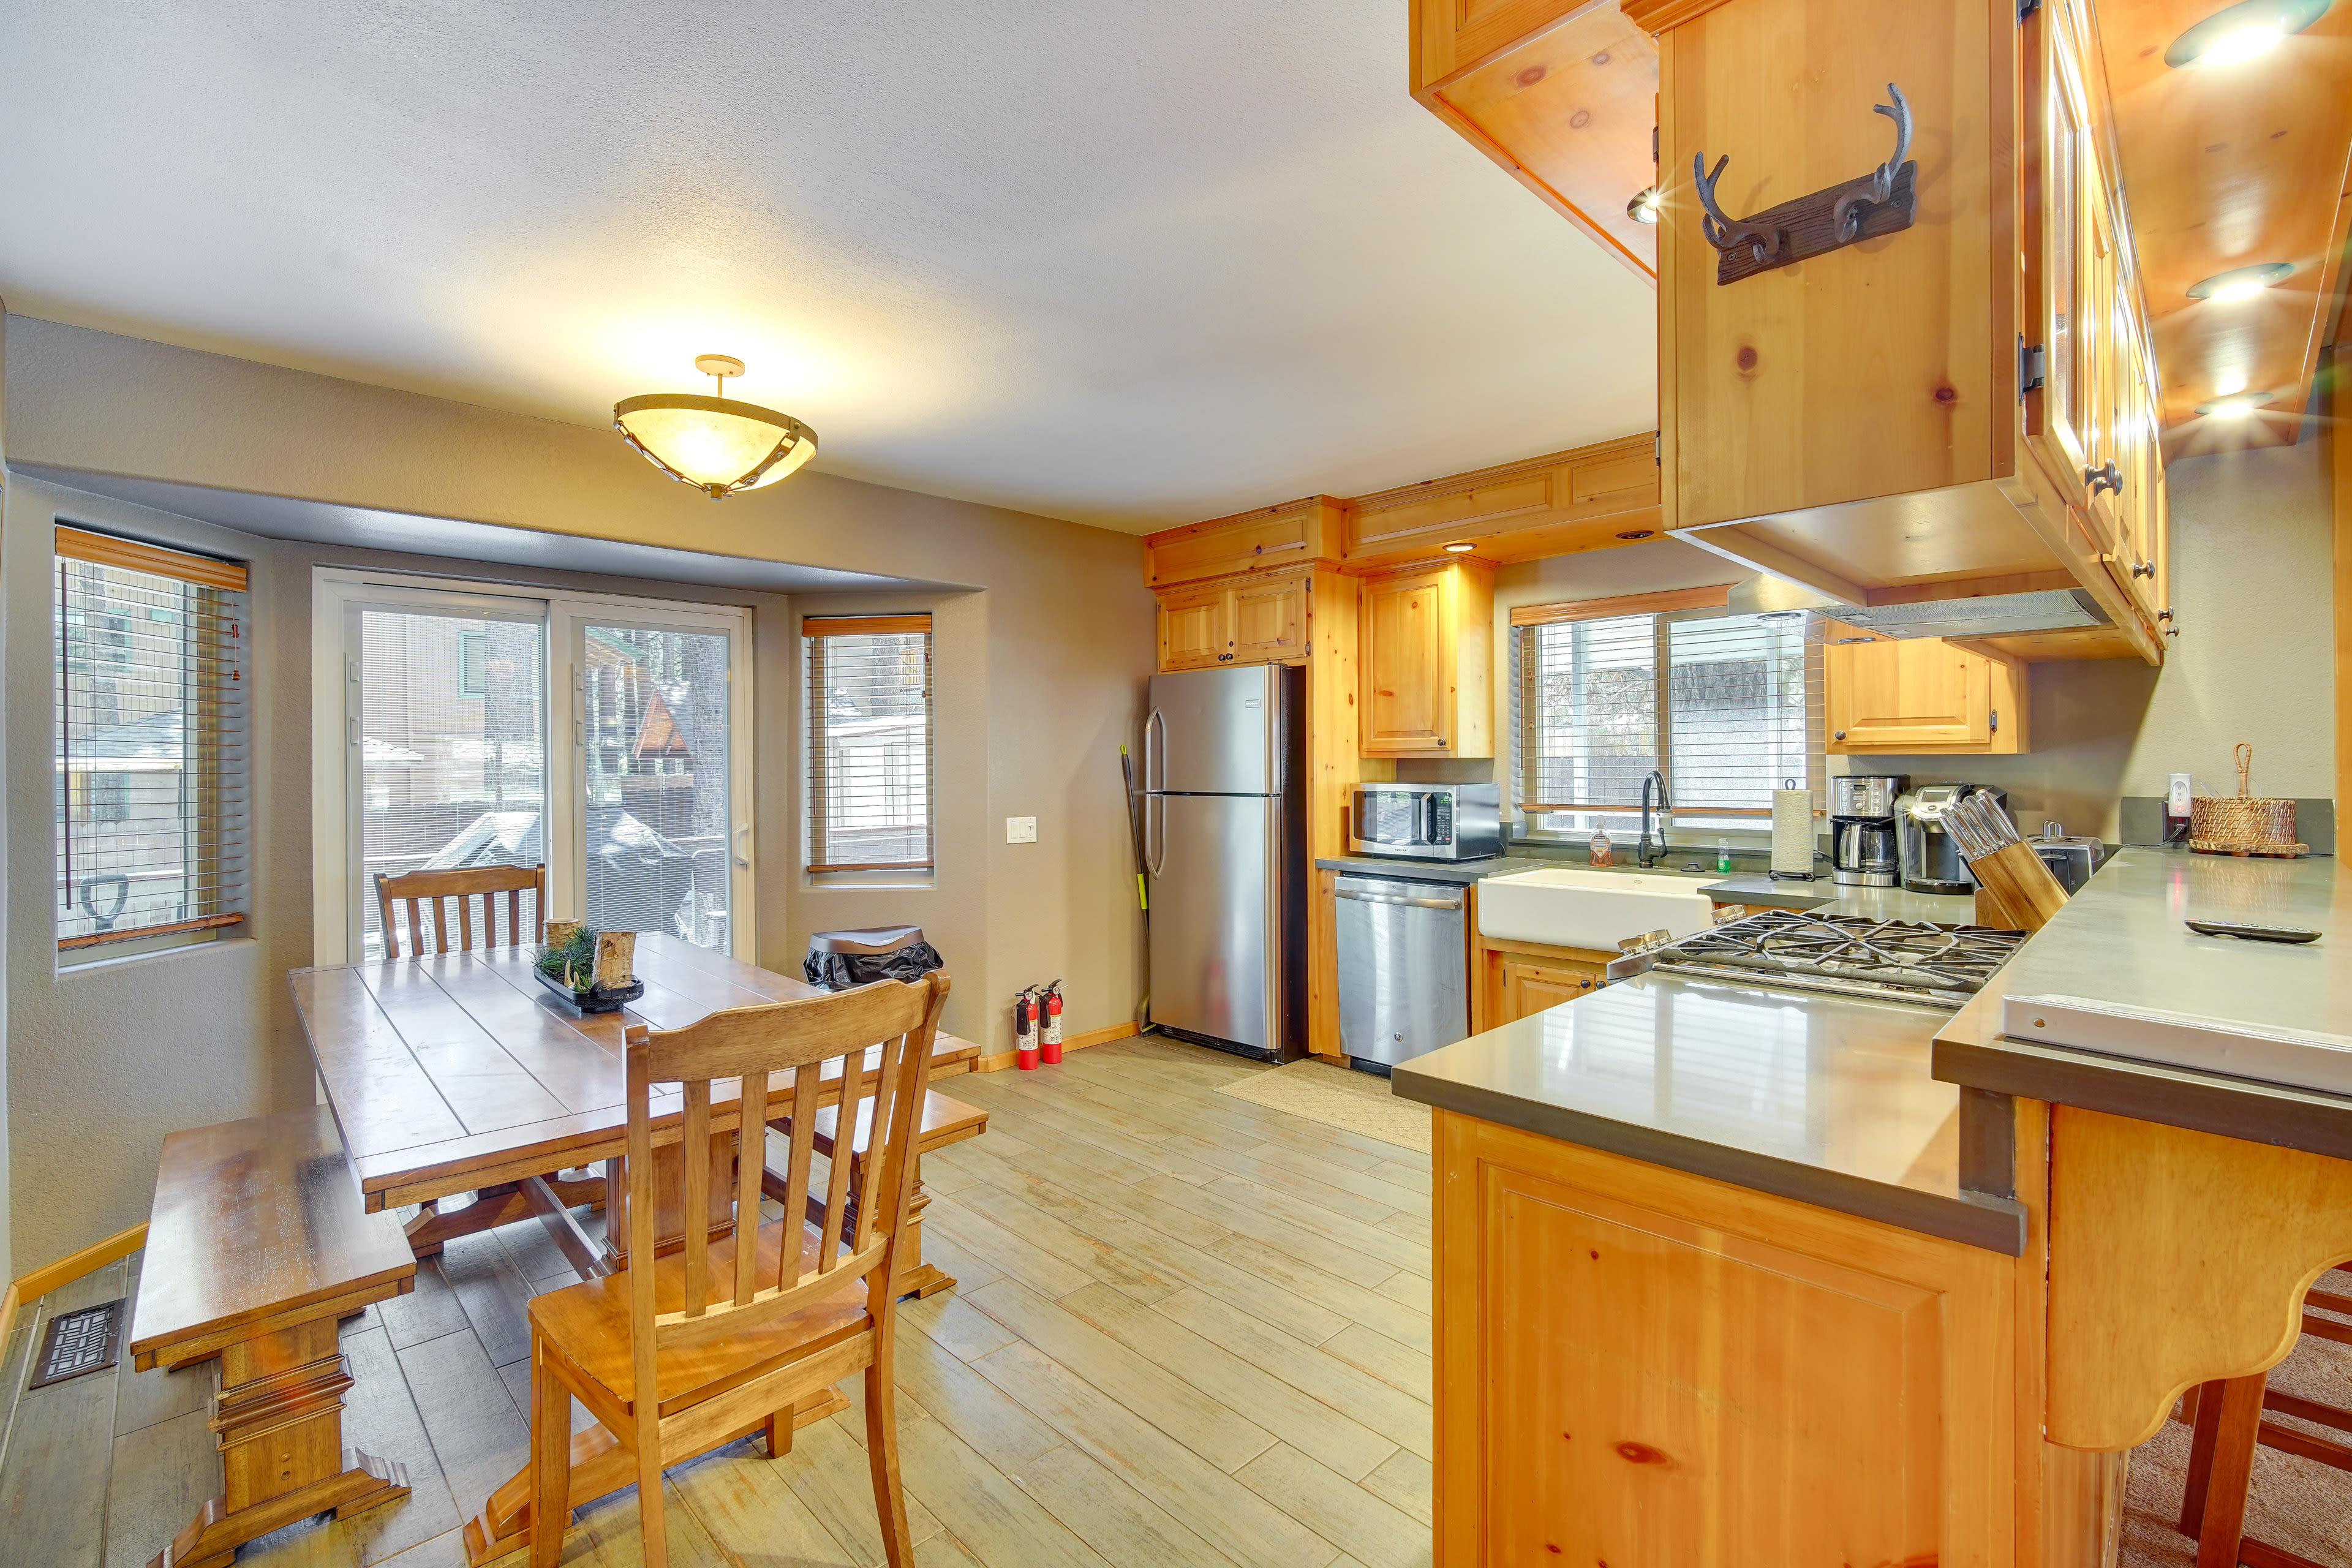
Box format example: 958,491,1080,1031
1218,1058,1433,1154
2119,1267,2352,1566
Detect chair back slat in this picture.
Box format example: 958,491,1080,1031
372,864,545,959
733,1073,763,1305
773,1062,822,1295
680,1079,712,1317
622,974,949,1382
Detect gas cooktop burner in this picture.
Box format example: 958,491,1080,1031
1635,909,2026,1009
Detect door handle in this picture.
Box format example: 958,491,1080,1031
733,823,751,869
2085,461,2122,495
1332,889,1464,911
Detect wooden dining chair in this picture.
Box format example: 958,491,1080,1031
374,862,546,957
525,971,951,1568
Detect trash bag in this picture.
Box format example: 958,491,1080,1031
803,940,945,992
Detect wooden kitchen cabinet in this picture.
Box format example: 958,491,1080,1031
1155,568,1308,671
1344,437,1661,569
1644,0,2168,665
1145,496,1343,588
1359,559,1493,757
1472,931,1615,1032
1825,636,2029,755
1433,1111,2018,1567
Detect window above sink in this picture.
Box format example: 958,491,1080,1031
1509,595,1823,846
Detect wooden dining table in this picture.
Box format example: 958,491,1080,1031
288,932,987,1566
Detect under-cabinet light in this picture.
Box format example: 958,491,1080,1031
1442,541,1477,553
2188,263,2294,301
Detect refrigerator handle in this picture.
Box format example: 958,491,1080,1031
1145,794,1167,878
1143,707,1165,793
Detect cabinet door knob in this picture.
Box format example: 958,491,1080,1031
2085,461,2122,495
2131,559,2155,579
1833,729,1847,741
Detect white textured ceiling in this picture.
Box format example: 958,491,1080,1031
0,1,1656,533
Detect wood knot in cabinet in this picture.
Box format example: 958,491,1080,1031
1735,345,1758,375
1613,1440,1670,1466
1934,385,1958,405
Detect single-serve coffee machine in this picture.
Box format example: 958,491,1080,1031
1830,775,1907,887
1897,783,2010,894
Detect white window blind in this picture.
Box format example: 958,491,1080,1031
1515,605,1819,833
55,527,250,951
805,616,933,872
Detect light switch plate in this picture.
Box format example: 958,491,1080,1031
1006,816,1038,844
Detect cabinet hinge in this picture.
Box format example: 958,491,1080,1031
2017,0,2040,22
1989,709,2000,734
1653,432,1661,466
2018,338,2046,400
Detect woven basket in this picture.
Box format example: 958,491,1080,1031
2190,743,2305,857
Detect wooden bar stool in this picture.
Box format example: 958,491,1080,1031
2177,1274,2352,1568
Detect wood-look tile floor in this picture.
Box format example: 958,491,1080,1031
0,1036,1437,1568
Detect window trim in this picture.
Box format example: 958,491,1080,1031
802,613,935,876
53,526,251,956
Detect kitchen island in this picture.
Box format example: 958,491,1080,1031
1392,848,2346,1566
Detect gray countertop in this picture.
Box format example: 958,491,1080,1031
1316,854,1981,925
1934,848,2352,1159
1391,973,2024,1253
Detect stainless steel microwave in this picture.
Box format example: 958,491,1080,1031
1347,784,1502,862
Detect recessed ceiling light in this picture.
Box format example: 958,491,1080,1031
2165,0,2330,67
2188,262,2294,301
1626,187,1662,225
1615,529,1656,541
2196,392,2274,418
1442,541,1477,554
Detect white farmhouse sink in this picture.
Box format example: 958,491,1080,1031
1477,867,1717,952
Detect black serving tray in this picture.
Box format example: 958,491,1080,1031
535,969,645,1014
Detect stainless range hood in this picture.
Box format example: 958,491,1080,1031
1724,574,2111,639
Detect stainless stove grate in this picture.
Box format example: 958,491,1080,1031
1642,909,2026,1008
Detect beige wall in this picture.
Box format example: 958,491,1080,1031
2,317,1155,1271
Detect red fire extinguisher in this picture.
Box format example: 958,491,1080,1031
1014,989,1040,1071
1039,981,1064,1065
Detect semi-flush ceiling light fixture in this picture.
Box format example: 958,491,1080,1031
1443,541,1479,553
2187,262,2294,301
613,355,818,499
1627,187,1664,224
2165,0,2330,66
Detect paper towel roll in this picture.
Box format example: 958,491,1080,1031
1771,787,1817,877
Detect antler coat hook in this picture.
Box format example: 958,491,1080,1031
1691,82,1920,285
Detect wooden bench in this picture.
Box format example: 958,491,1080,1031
130,1104,418,1568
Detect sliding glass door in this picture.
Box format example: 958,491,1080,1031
573,617,739,952
315,573,753,964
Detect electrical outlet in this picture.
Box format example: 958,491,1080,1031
1006,816,1038,844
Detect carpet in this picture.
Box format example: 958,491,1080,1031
1217,1058,1433,1154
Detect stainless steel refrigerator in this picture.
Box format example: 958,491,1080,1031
1141,665,1305,1061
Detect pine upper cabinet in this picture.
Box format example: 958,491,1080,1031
1156,581,1231,671
1155,568,1309,673
1643,0,2167,666
1230,573,1306,663
1360,560,1494,757
1826,636,2029,755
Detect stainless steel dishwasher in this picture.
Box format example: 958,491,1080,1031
1333,873,1469,1071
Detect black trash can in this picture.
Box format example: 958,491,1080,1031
803,924,944,991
